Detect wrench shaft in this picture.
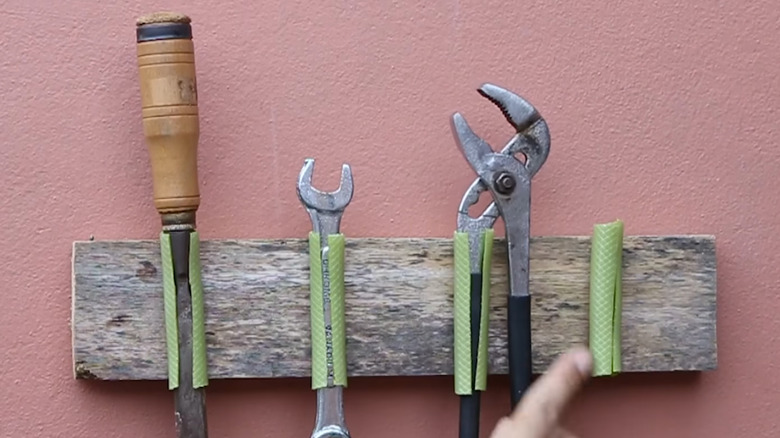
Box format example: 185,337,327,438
313,387,349,438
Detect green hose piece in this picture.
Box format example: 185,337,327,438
308,232,348,389
476,229,493,390
328,233,348,387
160,233,178,390
189,232,209,389
589,220,624,376
453,231,470,395
453,229,493,395
159,231,209,390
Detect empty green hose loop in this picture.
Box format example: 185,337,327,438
589,220,624,376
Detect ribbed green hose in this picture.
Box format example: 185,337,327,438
589,220,624,376
189,232,208,389
308,232,348,389
477,231,493,390
160,233,178,390
453,229,493,395
160,231,209,390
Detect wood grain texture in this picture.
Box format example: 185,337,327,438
71,235,717,381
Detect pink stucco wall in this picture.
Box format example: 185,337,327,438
2,0,779,436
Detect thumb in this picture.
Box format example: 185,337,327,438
508,346,592,436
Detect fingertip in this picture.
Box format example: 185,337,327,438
569,347,593,377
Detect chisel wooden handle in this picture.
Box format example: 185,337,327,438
136,12,200,224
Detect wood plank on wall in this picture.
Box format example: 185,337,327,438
71,235,717,380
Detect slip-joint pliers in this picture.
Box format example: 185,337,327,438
450,83,551,438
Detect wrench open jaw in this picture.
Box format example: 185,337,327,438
451,83,551,411
297,158,354,236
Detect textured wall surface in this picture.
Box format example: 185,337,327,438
1,0,778,437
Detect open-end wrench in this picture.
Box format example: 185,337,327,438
297,158,354,438
451,83,551,417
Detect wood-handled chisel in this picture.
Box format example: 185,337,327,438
135,12,209,438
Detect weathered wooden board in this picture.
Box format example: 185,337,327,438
71,235,717,380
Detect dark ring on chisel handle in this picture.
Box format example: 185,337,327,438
137,22,192,42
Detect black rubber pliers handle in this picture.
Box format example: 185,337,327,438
459,273,483,438
508,294,532,409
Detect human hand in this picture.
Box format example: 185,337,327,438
490,346,592,438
